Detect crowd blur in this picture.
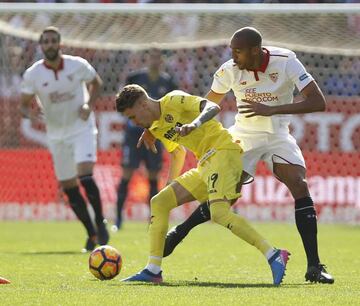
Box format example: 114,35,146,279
1,33,359,99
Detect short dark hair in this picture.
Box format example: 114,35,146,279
39,26,61,43
233,27,262,48
115,84,147,113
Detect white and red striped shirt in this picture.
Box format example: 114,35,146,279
21,55,97,140
211,46,314,134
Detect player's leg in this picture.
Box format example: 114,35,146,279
114,168,135,230
273,163,334,284
268,134,334,283
115,128,141,230
164,145,258,257
144,140,163,202
163,171,252,257
49,138,97,251
74,130,109,245
205,150,289,285
61,178,97,251
122,180,198,283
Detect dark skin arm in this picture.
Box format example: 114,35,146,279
238,81,326,118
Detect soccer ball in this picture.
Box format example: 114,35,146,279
89,245,122,280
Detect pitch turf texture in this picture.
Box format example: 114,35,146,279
0,222,359,305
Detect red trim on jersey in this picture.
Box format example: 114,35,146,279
248,48,270,81
43,57,64,80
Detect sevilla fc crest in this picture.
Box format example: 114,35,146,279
269,73,278,83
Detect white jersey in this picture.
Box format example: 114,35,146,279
211,46,314,135
21,55,97,140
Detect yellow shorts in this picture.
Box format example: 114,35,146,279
175,149,243,203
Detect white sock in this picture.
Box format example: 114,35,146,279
145,263,161,274
265,248,277,261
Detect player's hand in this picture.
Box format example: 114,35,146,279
29,107,44,123
137,129,157,153
237,99,274,118
79,103,91,121
175,123,196,136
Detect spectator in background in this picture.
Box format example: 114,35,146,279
324,57,360,96
113,48,177,231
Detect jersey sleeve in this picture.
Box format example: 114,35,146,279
168,92,204,114
211,64,233,94
77,57,97,82
286,56,314,92
21,69,36,95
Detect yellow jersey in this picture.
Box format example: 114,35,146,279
149,90,241,159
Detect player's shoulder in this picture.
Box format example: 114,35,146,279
126,68,148,82
219,58,236,71
267,46,296,60
162,90,190,105
62,54,91,66
165,89,190,99
23,59,44,76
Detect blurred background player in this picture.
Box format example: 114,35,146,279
113,48,177,231
20,26,109,252
160,27,334,284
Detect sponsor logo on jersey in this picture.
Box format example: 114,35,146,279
165,114,174,123
269,72,279,83
67,74,74,82
244,88,279,103
215,68,225,78
299,73,309,81
164,122,182,140
49,91,76,104
42,82,48,87
240,81,247,85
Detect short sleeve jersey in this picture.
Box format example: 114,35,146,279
149,90,240,159
211,47,314,134
21,55,97,140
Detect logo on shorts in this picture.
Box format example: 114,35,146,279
269,72,279,83
165,114,174,123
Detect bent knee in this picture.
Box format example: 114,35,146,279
210,203,230,225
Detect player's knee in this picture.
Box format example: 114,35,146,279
209,202,230,226
150,186,177,213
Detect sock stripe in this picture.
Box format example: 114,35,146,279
295,206,314,212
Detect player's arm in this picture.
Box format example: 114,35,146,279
205,90,226,105
176,100,221,136
167,145,187,185
20,93,43,122
238,81,325,118
79,73,103,120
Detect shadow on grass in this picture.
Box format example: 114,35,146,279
113,280,309,288
18,251,85,255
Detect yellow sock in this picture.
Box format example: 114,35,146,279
210,201,273,256
147,186,178,267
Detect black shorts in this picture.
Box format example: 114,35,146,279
121,127,163,171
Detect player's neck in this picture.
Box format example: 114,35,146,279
248,49,266,71
44,55,62,70
148,68,160,81
148,99,161,121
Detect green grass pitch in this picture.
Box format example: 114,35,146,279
0,221,359,305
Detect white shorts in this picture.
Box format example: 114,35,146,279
47,128,97,181
229,126,306,179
